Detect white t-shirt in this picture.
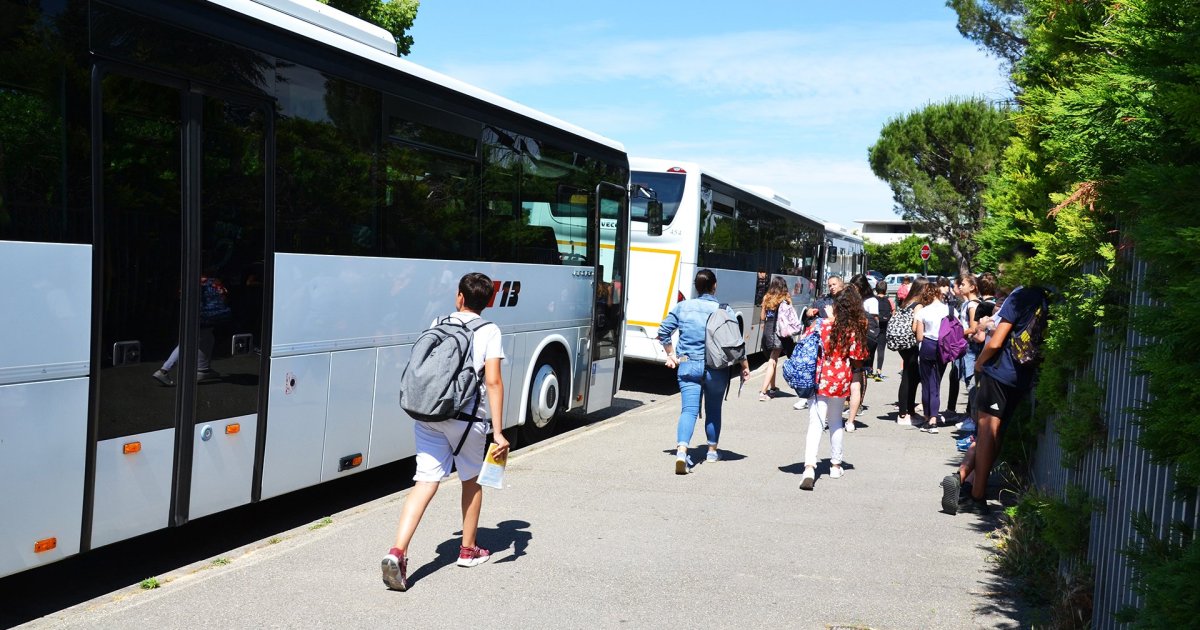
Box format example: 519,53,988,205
435,311,506,420
863,298,879,317
916,300,950,340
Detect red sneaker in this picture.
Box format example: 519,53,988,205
457,545,492,567
381,548,408,591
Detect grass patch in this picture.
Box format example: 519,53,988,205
139,577,160,590
211,557,230,566
309,517,333,531
989,486,1096,627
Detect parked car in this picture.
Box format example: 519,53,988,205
865,270,885,285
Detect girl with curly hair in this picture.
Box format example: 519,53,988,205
799,288,868,491
758,275,792,400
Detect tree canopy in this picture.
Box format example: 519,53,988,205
867,98,1013,275
864,235,955,277
319,0,419,55
946,0,1028,69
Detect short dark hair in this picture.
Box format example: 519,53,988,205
875,280,888,294
694,269,717,294
459,272,494,312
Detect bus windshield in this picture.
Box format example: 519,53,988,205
631,171,685,225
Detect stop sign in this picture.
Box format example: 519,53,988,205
920,244,931,261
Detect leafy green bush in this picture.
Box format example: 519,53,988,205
1117,514,1199,628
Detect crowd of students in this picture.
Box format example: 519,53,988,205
380,268,1046,591
660,267,1047,516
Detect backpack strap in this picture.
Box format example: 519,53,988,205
451,316,494,457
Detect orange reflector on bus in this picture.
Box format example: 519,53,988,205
123,442,141,455
34,537,57,553
351,455,363,467
225,423,240,435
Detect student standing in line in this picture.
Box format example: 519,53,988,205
894,278,928,426
938,277,965,420
872,280,894,381
659,269,751,474
844,275,877,432
955,273,985,429
758,275,791,401
799,290,868,490
914,281,950,433
382,273,509,592
896,275,913,301
942,285,1048,514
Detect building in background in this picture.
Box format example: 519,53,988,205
855,219,929,244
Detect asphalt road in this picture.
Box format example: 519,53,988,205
4,353,1024,629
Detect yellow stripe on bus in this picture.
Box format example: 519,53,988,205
629,246,681,322
555,240,616,250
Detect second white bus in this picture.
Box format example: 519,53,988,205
623,158,830,364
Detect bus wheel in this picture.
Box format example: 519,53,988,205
520,357,560,443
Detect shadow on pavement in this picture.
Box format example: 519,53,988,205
408,520,534,585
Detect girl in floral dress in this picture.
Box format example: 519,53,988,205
799,290,869,490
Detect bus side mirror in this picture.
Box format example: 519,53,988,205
827,245,838,263
647,200,663,236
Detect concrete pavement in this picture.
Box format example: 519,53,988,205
24,353,1022,629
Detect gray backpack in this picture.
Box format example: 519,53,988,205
705,303,745,369
400,316,491,422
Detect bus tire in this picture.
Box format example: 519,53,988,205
520,355,561,443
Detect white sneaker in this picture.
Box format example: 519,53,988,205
799,468,815,491
675,450,690,475
897,415,913,426
844,422,856,433
793,399,809,410
830,465,844,479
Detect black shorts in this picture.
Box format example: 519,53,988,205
974,372,1026,424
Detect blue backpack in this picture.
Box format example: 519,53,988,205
783,319,823,396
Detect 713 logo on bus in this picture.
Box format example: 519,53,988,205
489,280,521,308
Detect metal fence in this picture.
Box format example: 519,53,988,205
1029,256,1200,627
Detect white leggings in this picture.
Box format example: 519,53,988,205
805,395,846,468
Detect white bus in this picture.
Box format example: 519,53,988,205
824,223,867,284
623,158,829,364
0,0,629,578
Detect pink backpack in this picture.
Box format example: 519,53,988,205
776,300,802,337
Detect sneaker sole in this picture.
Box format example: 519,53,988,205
675,459,687,475
457,555,491,568
381,556,407,591
941,476,960,514
799,476,815,491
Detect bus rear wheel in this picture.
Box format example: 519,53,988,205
520,357,561,443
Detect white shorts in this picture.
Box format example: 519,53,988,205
413,419,488,483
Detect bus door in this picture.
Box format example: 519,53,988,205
586,182,629,413
90,70,269,548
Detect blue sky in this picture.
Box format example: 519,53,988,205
407,1,1011,228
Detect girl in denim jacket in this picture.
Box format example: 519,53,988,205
658,269,751,474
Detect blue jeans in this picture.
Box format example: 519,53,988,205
676,361,732,446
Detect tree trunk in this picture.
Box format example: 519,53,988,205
949,238,970,276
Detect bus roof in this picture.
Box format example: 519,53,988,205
824,222,864,245
208,0,625,153
630,157,825,225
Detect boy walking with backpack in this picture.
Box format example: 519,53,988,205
382,272,510,591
